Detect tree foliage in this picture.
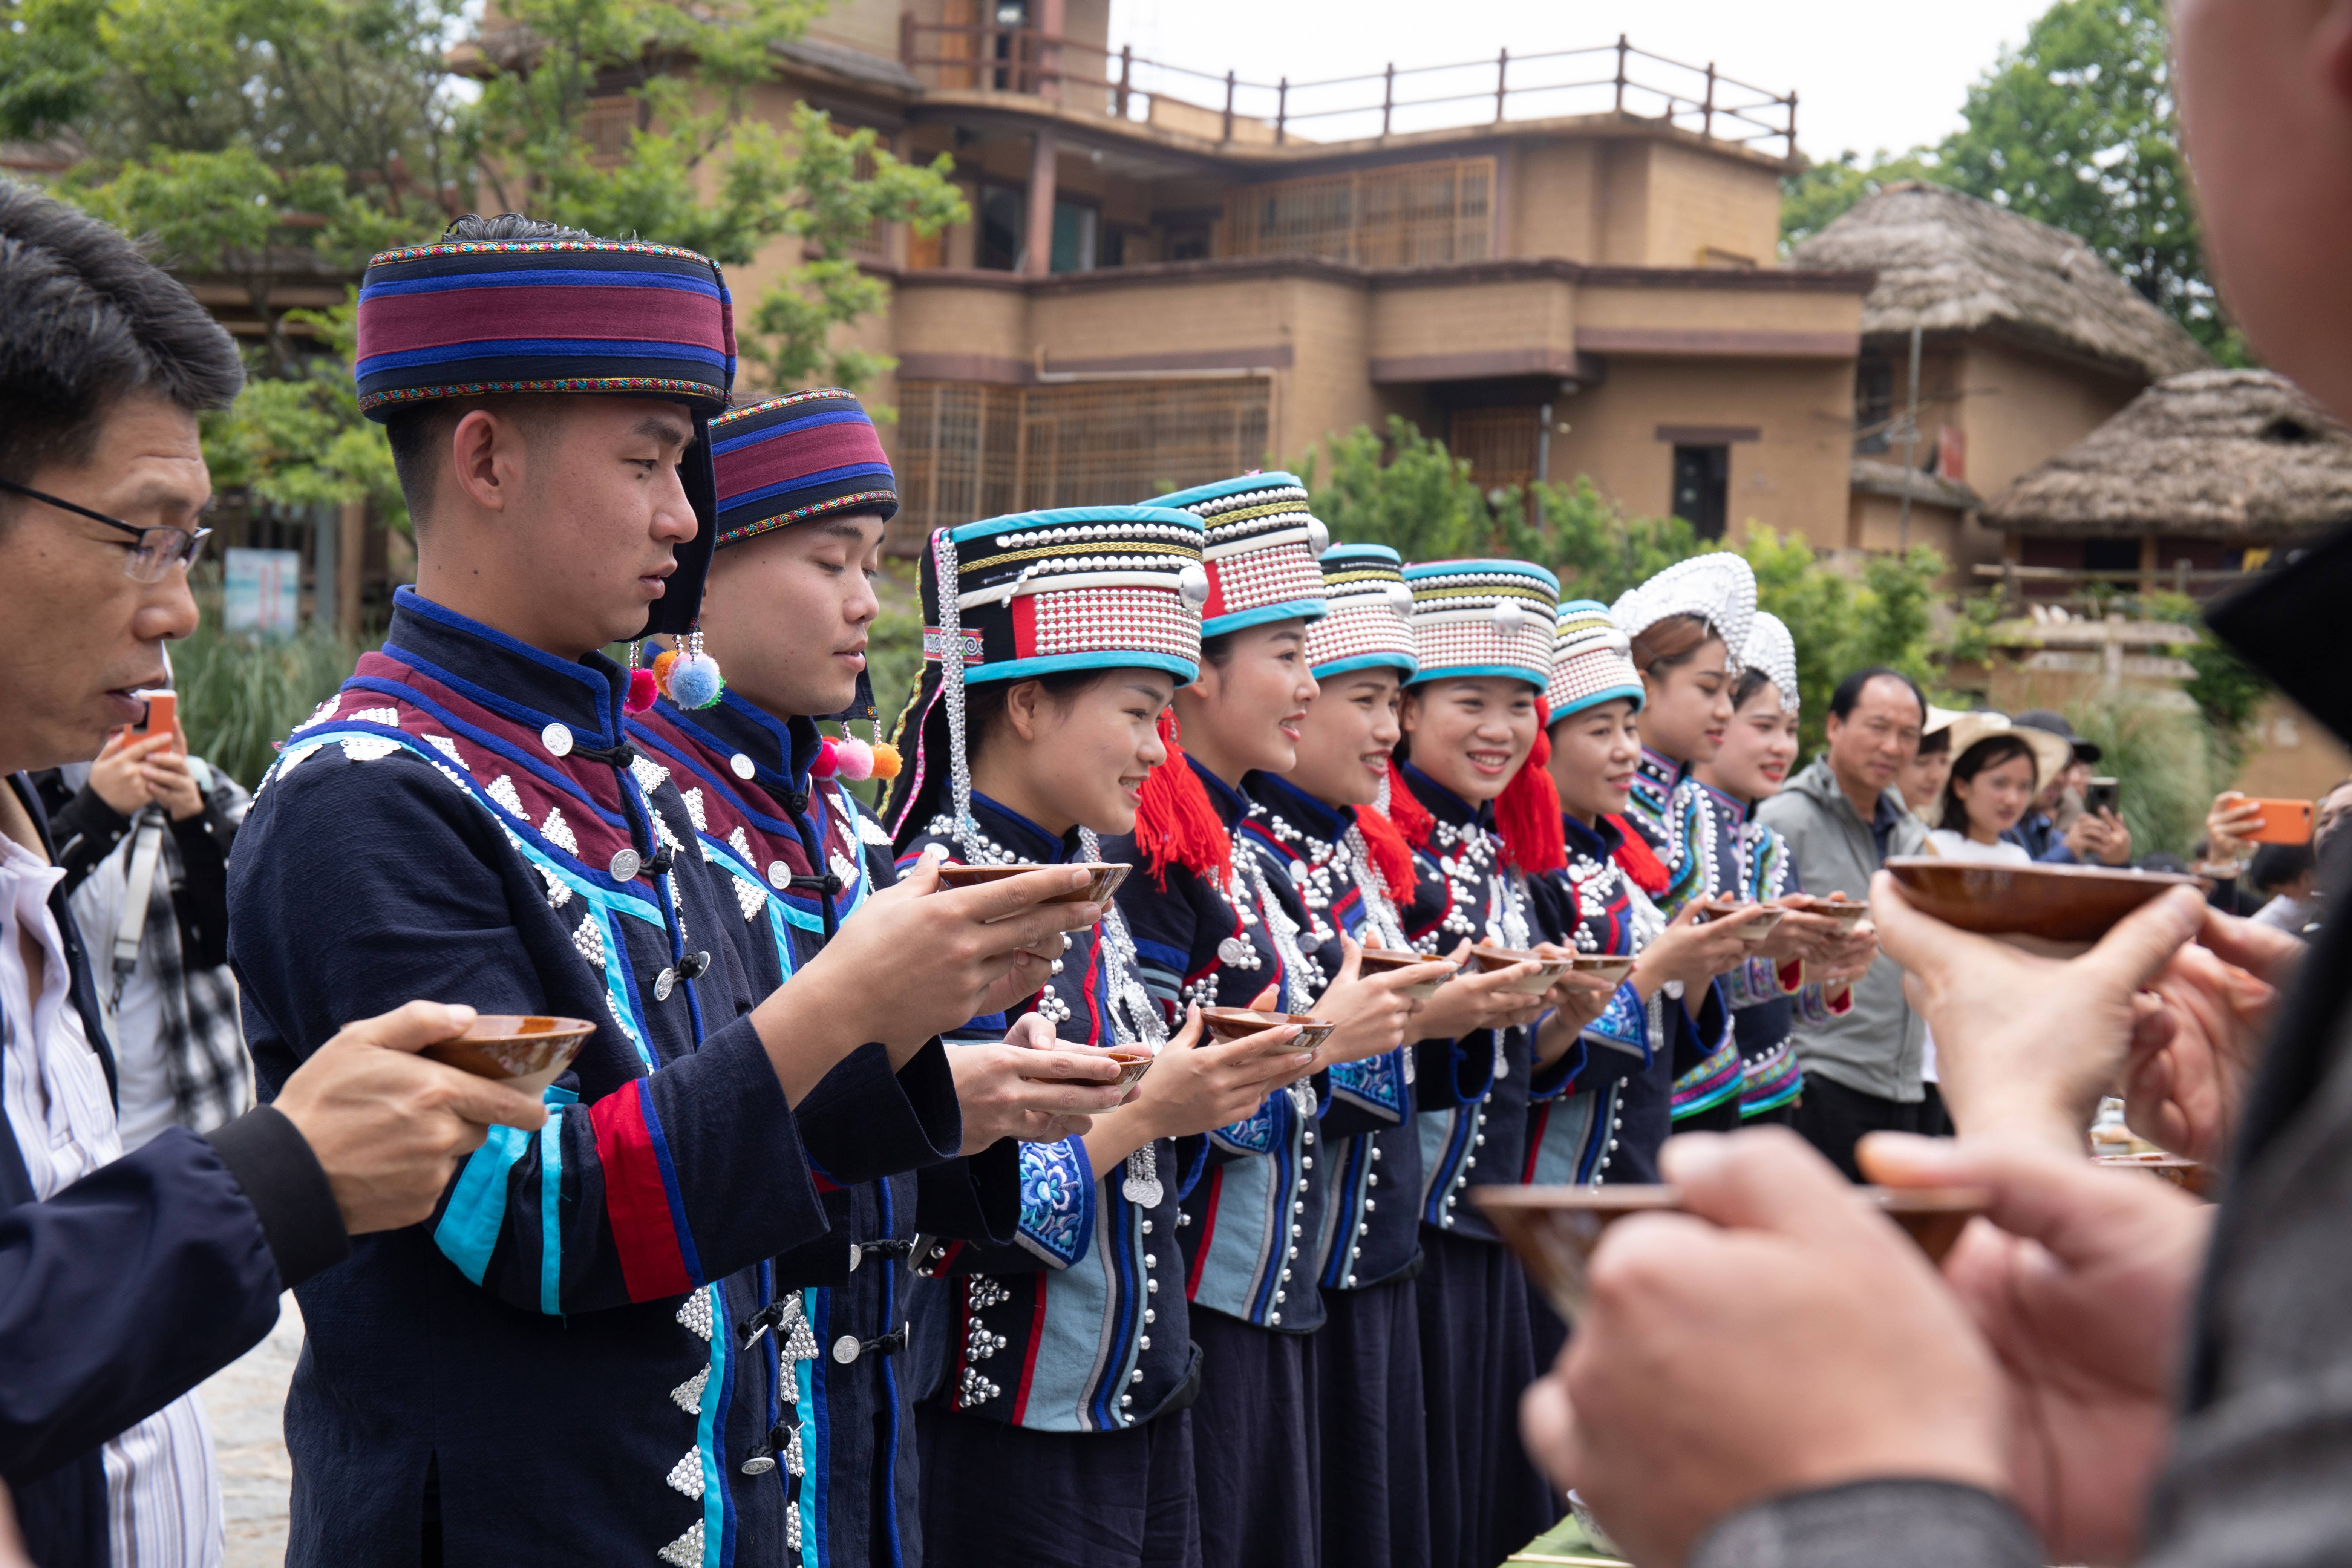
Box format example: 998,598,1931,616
1779,0,2242,360
3,0,965,534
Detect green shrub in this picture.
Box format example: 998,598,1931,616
174,609,371,788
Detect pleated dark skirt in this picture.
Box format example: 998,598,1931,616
1189,1310,1320,1568
1416,1227,1561,1568
1313,1275,1431,1568
915,1402,1201,1568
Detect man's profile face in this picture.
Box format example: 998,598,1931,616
0,392,203,775
1823,676,1923,799
448,396,699,655
697,512,887,720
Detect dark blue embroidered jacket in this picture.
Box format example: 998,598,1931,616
229,590,958,1568
1236,773,1424,1292
1390,765,1579,1245
628,690,987,1568
1106,758,1330,1333
899,793,1209,1433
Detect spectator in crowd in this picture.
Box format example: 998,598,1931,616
1755,667,1928,1178
1,176,545,1568
1516,1,2352,1562
35,699,253,1147
2247,842,2319,931
1894,705,1960,824
2005,709,2133,865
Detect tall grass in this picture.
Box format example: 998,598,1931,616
175,610,372,788
2062,694,2215,860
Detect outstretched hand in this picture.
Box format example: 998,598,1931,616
1871,871,2207,1150
2119,907,2287,1164
1313,936,1454,1064
1862,1133,2210,1565
947,1011,1132,1155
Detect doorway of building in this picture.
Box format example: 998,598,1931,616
1671,444,1729,541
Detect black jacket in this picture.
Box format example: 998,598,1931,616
1,773,347,1568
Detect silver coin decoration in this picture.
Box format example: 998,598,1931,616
609,848,642,882
1216,936,1254,966
730,752,756,780
540,722,573,757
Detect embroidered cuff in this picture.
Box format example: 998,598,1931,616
1012,1135,1096,1269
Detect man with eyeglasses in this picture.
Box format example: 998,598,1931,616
0,179,551,1568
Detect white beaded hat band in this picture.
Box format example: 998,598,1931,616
1402,559,1561,691
1547,600,1645,721
1141,472,1330,639
1305,543,1417,680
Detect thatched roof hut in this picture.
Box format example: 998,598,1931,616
1987,369,2352,540
1790,182,2208,384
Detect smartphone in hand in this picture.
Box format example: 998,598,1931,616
2081,775,2118,818
131,689,177,752
2246,797,2314,845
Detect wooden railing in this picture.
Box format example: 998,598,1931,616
1972,561,2256,611
896,22,1798,157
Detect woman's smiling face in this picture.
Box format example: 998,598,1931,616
1286,666,1403,808
1638,633,1734,766
1701,681,1801,804
1169,618,1318,786
1401,677,1539,805
1548,698,1643,822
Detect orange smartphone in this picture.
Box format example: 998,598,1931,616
2246,797,2314,845
132,690,177,749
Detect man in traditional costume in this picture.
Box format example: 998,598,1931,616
228,216,1096,1565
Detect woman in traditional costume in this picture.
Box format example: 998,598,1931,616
881,505,1314,1568
1688,612,1876,1123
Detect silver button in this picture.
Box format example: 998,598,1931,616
1147,1278,1158,1293
1268,1312,1281,1325
1345,1274,1357,1287
1301,1157,1314,1170
832,1335,861,1364
1139,1335,1151,1349
1369,1146,1382,1161
1367,1174,1380,1187
610,848,642,882
1130,1369,1143,1383
1144,1254,1157,1270
541,722,573,758
1274,1290,1285,1303
1280,1268,1291,1281
655,968,677,1001
1140,1219,1153,1234
1364,1199,1376,1211
1144,1309,1156,1324
848,1244,862,1272
770,860,798,891
730,753,756,781
1121,1394,1133,1407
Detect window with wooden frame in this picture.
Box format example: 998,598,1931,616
1221,158,1494,266
1450,408,1540,493
582,95,640,168
893,379,1272,548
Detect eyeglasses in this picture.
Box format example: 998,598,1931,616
0,477,211,583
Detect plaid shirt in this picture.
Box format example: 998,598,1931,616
52,764,253,1136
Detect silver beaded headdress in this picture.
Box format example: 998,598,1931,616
1139,471,1329,639
1400,558,1560,691
1743,611,1800,712
880,507,1208,858
1304,542,1417,680
1546,599,1645,721
1608,553,1757,669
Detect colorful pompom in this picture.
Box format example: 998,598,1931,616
651,648,679,687
833,737,875,782
624,668,660,715
868,741,902,781
810,736,839,779
666,650,725,710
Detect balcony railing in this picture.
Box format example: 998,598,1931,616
896,23,1798,158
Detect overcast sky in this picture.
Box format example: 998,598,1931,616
1103,0,2055,162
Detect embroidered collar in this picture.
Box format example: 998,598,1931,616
1242,770,1353,846
1695,778,1754,827
965,791,1080,864
1560,810,1626,863
379,586,623,745
1399,760,1493,833
658,688,822,799
1188,753,1250,831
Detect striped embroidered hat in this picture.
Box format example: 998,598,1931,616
1304,543,1417,680
354,227,737,638
1743,610,1801,711
882,508,1207,854
1608,553,1757,669
709,390,897,550
1401,559,1560,689
1139,472,1328,638
1546,599,1645,721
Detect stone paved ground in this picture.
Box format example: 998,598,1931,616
198,1296,300,1567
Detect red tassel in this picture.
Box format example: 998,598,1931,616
1135,710,1233,889
1495,699,1566,875
1353,800,1419,903
1385,757,1436,850
1608,813,1669,894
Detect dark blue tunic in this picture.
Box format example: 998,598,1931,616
230,590,958,1567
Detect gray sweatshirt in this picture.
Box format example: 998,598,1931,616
1754,755,1928,1103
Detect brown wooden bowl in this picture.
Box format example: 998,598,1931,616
934,862,1131,905
1701,898,1787,943
1197,1006,1337,1054
1103,1045,1155,1091
422,1015,595,1096
1357,948,1453,1000
1475,1183,1989,1320
1570,954,1637,985
2094,1150,2213,1197
1778,892,1872,932
1467,944,1575,995
1884,857,2197,944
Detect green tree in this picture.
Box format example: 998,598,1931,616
1779,148,1944,253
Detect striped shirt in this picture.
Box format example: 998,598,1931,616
0,832,223,1568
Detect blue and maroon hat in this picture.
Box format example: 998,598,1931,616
709,390,898,550
354,234,737,636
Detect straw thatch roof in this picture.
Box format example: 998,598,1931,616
1790,182,2208,384
1851,458,1983,511
1986,369,2352,539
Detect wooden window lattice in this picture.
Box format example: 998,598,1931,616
1450,407,1541,494
1221,158,1494,266
894,379,1272,550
